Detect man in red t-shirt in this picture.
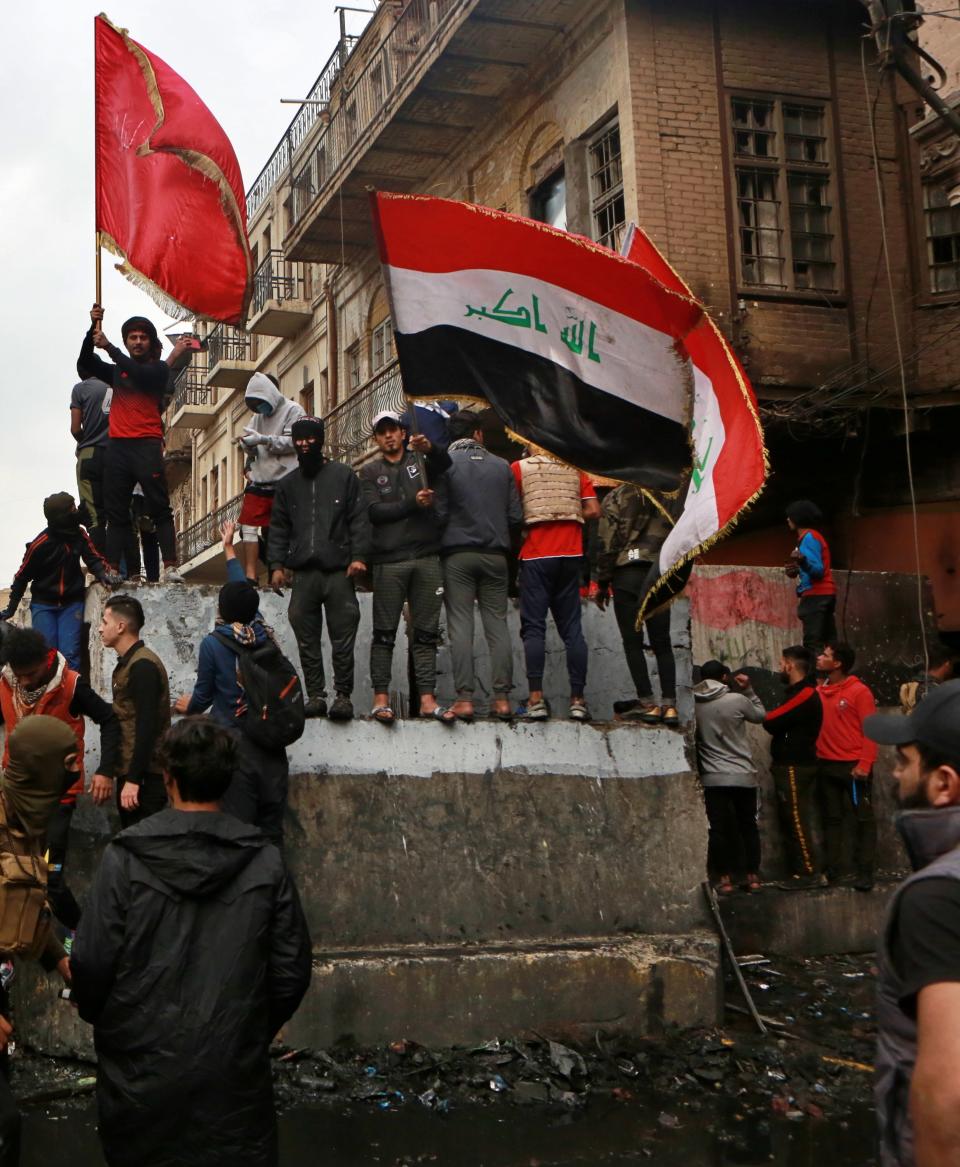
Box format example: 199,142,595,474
511,452,600,721
816,641,878,890
79,304,190,583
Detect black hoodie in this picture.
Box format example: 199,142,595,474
71,809,311,1167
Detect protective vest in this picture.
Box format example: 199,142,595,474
519,456,582,525
875,808,960,1167
111,644,171,778
0,665,85,801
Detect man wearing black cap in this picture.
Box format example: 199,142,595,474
176,521,291,841
865,680,960,1167
0,493,115,670
79,303,189,583
267,416,369,721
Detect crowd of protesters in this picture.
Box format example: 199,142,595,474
0,307,956,1166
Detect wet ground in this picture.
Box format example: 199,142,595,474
15,953,879,1165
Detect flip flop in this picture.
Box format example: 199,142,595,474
452,705,475,723
371,705,396,725
427,706,457,725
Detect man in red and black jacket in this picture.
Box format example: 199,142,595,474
816,641,878,891
79,304,190,583
763,645,823,889
0,493,116,670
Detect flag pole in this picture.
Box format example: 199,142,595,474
95,233,102,305
94,15,100,307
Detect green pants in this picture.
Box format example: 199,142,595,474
76,444,106,551
771,763,818,877
443,550,513,697
371,556,443,695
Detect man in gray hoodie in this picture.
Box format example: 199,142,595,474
693,660,766,893
436,412,523,721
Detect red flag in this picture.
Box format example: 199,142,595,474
620,224,767,615
95,14,252,323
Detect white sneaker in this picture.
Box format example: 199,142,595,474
163,566,185,584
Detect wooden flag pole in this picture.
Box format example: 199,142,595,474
95,232,102,306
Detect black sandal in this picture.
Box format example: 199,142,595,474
371,705,395,725
428,706,457,725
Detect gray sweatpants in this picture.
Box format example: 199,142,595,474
371,556,443,694
443,550,513,697
288,566,360,698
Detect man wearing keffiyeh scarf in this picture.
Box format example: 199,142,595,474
174,521,288,844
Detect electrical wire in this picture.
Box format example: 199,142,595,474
861,36,931,673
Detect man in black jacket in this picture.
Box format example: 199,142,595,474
359,411,452,724
267,416,370,721
763,645,823,888
1,493,116,670
71,716,311,1167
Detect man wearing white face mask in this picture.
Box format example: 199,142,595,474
235,373,304,583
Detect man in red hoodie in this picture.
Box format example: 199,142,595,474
816,641,878,890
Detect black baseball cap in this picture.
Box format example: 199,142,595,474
864,679,960,761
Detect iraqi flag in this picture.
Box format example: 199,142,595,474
371,193,702,495
95,14,252,323
620,224,767,617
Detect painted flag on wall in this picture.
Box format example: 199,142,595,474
371,192,703,495
620,224,767,616
95,14,252,323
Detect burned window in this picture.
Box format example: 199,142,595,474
530,169,567,231
924,183,960,294
731,97,837,293
589,120,625,251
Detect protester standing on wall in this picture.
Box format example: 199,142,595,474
784,500,837,652
70,375,111,556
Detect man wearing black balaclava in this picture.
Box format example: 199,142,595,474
266,416,370,721
0,493,116,670
79,303,192,584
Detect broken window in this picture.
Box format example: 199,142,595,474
923,183,960,294
589,119,625,251
530,169,567,231
731,97,837,294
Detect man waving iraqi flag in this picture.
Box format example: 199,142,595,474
370,193,701,496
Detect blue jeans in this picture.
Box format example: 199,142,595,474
30,601,84,671
519,557,587,696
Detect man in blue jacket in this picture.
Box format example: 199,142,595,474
174,521,287,843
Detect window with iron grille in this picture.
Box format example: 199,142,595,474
301,382,315,417
923,183,960,294
730,96,838,294
346,342,361,391
371,318,394,373
589,120,625,251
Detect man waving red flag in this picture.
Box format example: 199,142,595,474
95,14,252,324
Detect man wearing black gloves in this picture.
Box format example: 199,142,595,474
79,303,188,583
71,716,312,1167
1,492,116,670
763,645,823,888
268,416,370,722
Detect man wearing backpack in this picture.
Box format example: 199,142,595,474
98,595,171,828
175,522,303,844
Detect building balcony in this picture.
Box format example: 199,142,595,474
246,250,313,338
283,0,582,264
324,359,405,466
167,364,217,429
206,324,256,390
176,491,244,581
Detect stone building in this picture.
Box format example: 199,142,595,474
165,0,958,643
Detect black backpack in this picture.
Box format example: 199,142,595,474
214,631,305,750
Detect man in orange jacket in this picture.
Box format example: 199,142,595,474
816,641,878,890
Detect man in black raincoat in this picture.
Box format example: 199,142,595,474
70,716,311,1167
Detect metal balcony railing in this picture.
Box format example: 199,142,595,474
245,34,360,222
251,250,306,315
176,491,244,565
290,0,463,232
169,363,211,413
207,324,253,367
324,359,405,465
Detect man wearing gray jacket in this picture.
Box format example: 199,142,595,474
694,660,766,893
436,413,523,721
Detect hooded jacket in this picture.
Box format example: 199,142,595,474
71,809,312,1167
693,679,766,787
241,374,305,486
435,439,522,555
2,524,110,613
816,674,878,770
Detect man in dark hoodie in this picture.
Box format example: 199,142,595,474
0,493,115,670
71,716,312,1167
79,303,189,583
763,645,823,888
359,411,452,724
267,415,369,721
176,522,290,842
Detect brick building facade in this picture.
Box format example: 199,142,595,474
168,0,959,635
